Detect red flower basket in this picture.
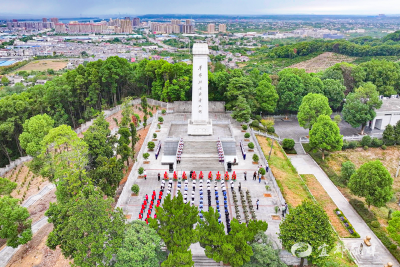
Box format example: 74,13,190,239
192,171,197,180
173,171,178,180
224,171,229,181
216,171,221,181
199,171,204,179
232,171,237,181
164,171,169,180
182,171,187,180
208,171,213,180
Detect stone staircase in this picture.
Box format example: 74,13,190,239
192,255,221,267
177,140,225,172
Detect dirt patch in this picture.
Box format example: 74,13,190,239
5,164,50,204
264,193,272,197
325,146,400,213
302,174,351,238
271,215,281,220
27,189,56,224
288,52,355,73
6,223,71,267
15,60,68,72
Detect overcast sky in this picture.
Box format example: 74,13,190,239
1,0,400,17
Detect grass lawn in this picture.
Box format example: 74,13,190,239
303,143,400,261
256,135,356,265
257,135,310,207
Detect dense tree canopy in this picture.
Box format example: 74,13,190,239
279,200,335,266
348,160,393,208
342,83,382,135
19,114,54,156
116,220,166,267
297,93,332,130
309,115,343,160
0,196,32,248
46,186,126,267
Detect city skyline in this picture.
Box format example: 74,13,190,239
1,0,400,18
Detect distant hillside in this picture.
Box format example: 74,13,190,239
287,52,355,73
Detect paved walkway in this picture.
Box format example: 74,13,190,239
289,154,399,267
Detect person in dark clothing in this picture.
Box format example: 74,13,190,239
253,171,256,180
190,170,193,179
239,182,241,192
256,199,259,210
244,171,247,181
158,173,160,181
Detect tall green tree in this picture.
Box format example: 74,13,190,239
342,83,382,135
348,160,393,208
19,114,54,156
255,80,279,113
382,124,396,145
224,77,254,110
0,177,17,195
0,196,32,248
279,200,335,267
243,231,287,267
83,113,114,168
130,122,139,159
89,156,123,198
297,93,332,130
149,191,198,253
322,79,346,110
276,74,305,115
116,220,166,267
162,251,194,267
388,211,400,245
46,186,126,267
309,115,343,160
198,207,226,262
232,96,251,123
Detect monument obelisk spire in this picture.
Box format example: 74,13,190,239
188,43,213,135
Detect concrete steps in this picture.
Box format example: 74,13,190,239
177,140,224,172
192,255,221,267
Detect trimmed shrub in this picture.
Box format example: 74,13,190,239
371,138,383,147
282,138,295,150
342,140,349,150
131,184,139,194
248,142,254,149
138,167,144,175
250,120,259,128
259,167,266,175
348,141,358,149
371,221,380,228
382,145,387,150
158,116,164,123
341,161,356,184
242,124,248,130
153,133,157,139
252,154,259,162
157,124,161,129
267,126,275,133
255,115,262,121
161,109,166,114
361,135,372,147
363,145,368,150
244,133,250,139
149,111,153,117
143,152,150,160
147,141,155,150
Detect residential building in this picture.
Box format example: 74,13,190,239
219,24,226,33
42,18,47,22
208,23,215,33
121,19,133,33
50,18,59,24
133,17,140,27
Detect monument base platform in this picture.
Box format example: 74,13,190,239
188,119,213,136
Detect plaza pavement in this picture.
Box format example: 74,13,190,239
116,112,301,265
289,154,399,267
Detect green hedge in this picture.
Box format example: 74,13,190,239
349,199,400,262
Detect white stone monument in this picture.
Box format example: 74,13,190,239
188,43,213,135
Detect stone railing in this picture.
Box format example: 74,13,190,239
250,128,285,205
